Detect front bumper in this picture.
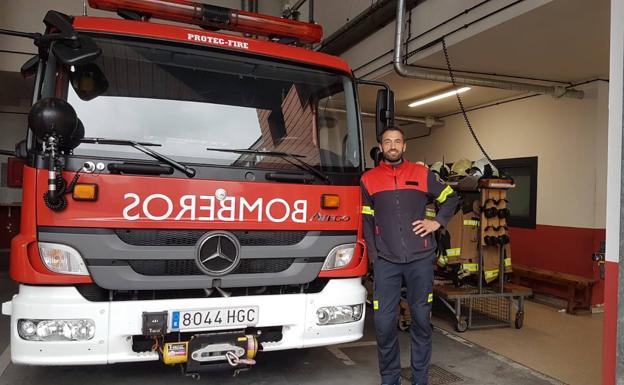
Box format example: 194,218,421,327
3,278,366,365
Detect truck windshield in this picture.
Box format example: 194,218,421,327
68,36,361,175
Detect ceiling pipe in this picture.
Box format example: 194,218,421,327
393,0,584,99
308,0,314,23
324,107,443,127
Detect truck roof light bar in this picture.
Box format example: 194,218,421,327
88,0,323,44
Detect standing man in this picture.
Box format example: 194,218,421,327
360,126,458,385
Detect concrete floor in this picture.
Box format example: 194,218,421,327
0,278,562,385
433,300,602,385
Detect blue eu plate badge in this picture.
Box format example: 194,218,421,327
171,311,180,331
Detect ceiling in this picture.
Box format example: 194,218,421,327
0,0,610,120
360,0,610,118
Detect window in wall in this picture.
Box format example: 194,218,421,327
493,156,538,229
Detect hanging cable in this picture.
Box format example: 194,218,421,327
441,38,494,165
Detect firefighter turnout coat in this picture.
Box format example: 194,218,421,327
360,160,459,264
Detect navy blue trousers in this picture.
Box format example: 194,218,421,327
373,256,434,385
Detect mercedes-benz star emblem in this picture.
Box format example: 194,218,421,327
215,188,227,201
195,231,241,276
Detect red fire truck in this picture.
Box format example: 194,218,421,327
2,0,394,376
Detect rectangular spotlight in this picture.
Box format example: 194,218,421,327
408,87,471,108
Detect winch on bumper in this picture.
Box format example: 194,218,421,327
2,278,366,366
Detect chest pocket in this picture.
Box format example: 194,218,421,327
402,179,426,192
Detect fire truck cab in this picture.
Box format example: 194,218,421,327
1,0,387,374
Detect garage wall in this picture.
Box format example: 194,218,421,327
330,0,552,79
604,0,624,382
397,80,609,304
405,81,608,228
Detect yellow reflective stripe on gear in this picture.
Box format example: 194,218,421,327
437,255,448,267
484,269,499,281
428,293,433,303
373,300,379,310
425,208,436,218
446,248,461,257
435,185,454,204
361,206,375,216
463,219,479,226
505,258,512,267
462,263,479,272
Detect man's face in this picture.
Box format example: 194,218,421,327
379,130,406,163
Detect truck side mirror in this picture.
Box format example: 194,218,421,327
375,89,394,142
70,63,109,101
370,147,382,167
21,56,39,79
51,36,101,67
43,11,102,67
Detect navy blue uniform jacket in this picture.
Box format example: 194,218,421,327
360,160,459,264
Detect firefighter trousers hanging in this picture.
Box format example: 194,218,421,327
373,255,434,385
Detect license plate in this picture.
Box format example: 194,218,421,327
170,306,259,332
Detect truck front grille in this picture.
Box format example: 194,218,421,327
115,229,308,247
75,278,330,302
128,258,295,276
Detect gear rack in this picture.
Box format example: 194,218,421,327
433,178,533,332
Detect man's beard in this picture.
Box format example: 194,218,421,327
383,150,403,163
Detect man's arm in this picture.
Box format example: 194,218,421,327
427,170,459,228
360,180,378,263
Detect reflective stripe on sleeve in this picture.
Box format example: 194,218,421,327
361,206,375,216
436,185,455,204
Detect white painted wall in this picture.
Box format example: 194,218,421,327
370,81,608,229
606,0,623,264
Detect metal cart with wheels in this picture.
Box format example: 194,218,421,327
433,284,531,331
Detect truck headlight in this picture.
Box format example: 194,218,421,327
38,242,89,275
322,243,355,270
18,319,95,341
316,304,363,325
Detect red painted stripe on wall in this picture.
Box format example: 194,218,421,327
602,261,617,385
509,225,605,304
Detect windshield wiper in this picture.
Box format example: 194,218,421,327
82,137,196,178
206,148,331,184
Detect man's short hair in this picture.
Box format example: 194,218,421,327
379,126,405,142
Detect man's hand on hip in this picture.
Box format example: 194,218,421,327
412,219,441,237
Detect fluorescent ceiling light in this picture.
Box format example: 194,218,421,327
408,87,471,108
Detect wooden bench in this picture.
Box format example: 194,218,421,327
511,264,596,314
